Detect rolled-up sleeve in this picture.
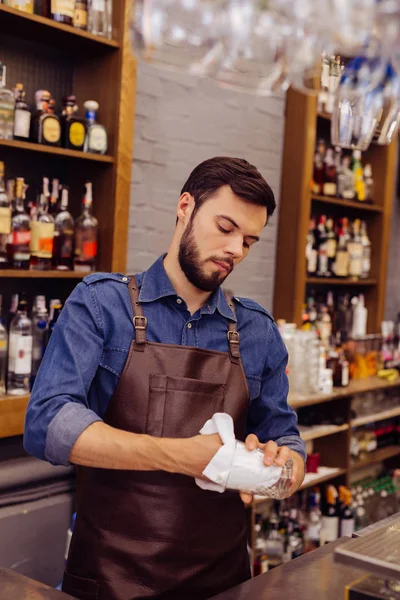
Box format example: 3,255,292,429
246,321,306,461
24,282,103,466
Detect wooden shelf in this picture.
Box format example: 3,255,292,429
0,394,30,439
306,277,378,286
299,467,347,490
299,423,349,442
0,270,87,279
289,376,400,409
0,4,120,52
311,194,383,213
351,406,400,428
351,445,400,470
0,139,114,163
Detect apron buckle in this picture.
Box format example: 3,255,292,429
133,316,148,330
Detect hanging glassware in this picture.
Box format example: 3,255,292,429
375,64,400,145
130,0,227,76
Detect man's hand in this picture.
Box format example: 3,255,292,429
177,433,223,479
239,434,305,505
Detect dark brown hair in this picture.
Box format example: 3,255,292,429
180,156,276,221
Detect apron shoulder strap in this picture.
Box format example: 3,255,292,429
127,275,147,348
224,293,241,363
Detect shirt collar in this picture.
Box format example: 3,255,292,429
138,255,237,322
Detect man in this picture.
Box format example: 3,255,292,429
24,157,306,600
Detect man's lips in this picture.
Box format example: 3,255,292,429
213,260,231,273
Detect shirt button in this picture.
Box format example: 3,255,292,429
122,277,128,282
187,323,192,329
177,298,182,304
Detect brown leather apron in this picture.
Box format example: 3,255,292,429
63,276,251,600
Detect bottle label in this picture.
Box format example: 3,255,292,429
30,222,55,258
43,117,61,143
51,0,75,18
74,4,88,27
0,339,7,355
11,230,31,246
69,121,86,147
93,0,106,9
348,242,363,277
334,251,349,277
327,239,337,259
318,250,328,275
342,363,349,386
82,240,98,259
59,232,74,258
0,207,11,235
14,109,31,139
323,182,337,196
88,126,107,153
307,249,317,274
362,248,371,277
340,518,355,538
8,0,34,13
8,333,33,375
320,516,339,544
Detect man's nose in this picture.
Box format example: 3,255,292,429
224,235,244,259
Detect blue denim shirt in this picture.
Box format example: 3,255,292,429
24,255,306,466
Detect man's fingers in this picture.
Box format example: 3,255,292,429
275,445,291,467
245,433,259,451
263,440,278,466
240,492,253,505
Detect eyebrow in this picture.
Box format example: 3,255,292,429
217,214,260,242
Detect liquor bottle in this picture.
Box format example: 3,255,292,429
61,96,86,151
7,295,33,396
316,305,332,347
30,192,55,270
320,485,339,545
253,514,268,575
32,90,62,146
337,155,355,200
89,0,112,38
339,487,355,537
74,182,98,272
0,295,6,397
360,221,371,279
74,0,88,29
353,151,366,202
0,161,11,269
53,186,75,270
363,164,374,202
316,215,329,277
13,83,31,141
326,291,336,333
0,62,15,140
49,178,60,217
306,218,318,276
264,514,284,569
6,294,19,332
48,300,63,338
325,217,337,276
305,491,321,552
47,0,75,24
83,101,108,154
327,339,349,387
333,227,349,278
323,148,337,197
317,53,330,113
312,153,324,195
286,508,304,560
4,0,34,12
348,219,363,280
31,296,49,390
7,177,30,269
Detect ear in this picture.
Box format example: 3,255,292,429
177,192,195,225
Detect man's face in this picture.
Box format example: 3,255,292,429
178,185,267,292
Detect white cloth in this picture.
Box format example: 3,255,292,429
195,413,283,494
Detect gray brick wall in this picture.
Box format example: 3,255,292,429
127,65,285,310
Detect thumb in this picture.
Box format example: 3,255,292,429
240,492,253,505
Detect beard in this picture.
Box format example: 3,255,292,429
178,216,233,292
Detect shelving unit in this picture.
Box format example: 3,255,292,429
273,88,397,333
351,445,400,469
0,3,136,430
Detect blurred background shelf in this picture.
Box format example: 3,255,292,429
311,194,383,213
351,406,400,428
299,423,349,442
0,139,114,163
306,277,378,286
0,395,30,439
351,445,400,470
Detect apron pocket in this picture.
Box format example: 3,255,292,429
148,374,226,438
62,570,99,599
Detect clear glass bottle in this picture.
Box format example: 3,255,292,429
13,83,31,141
360,220,371,279
30,191,55,270
317,215,329,277
0,295,7,397
7,295,33,396
31,297,49,390
32,90,62,147
7,177,31,269
49,178,60,217
264,515,284,569
0,63,15,140
89,0,112,39
348,219,363,280
74,182,98,272
83,101,108,154
0,161,11,269
53,186,75,271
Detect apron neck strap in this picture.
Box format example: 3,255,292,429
224,294,241,363
128,276,147,347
